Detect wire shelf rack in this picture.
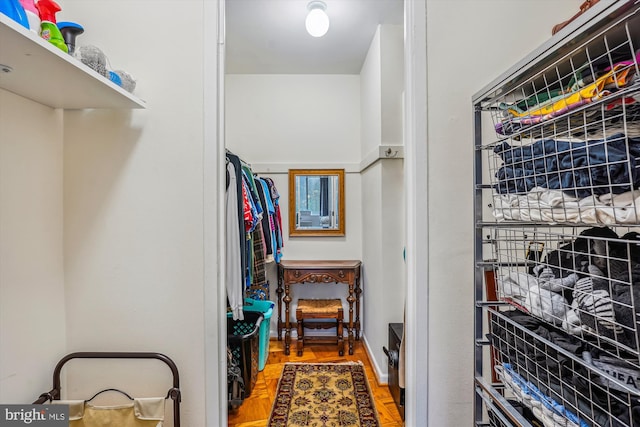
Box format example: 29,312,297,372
488,225,640,368
475,3,640,426
490,308,640,427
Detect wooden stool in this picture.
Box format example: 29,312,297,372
296,299,344,356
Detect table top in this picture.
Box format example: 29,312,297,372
278,260,362,269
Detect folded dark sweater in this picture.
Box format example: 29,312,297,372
494,134,640,197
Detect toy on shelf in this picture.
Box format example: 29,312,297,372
36,0,67,53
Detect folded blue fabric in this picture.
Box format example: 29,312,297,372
503,363,589,427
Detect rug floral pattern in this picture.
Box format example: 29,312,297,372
268,362,380,427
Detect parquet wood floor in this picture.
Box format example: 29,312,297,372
228,338,404,426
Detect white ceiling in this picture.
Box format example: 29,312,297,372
225,0,404,74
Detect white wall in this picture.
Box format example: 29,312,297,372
224,74,363,268
360,24,405,382
380,25,404,147
59,1,211,425
423,1,581,425
0,89,66,404
225,74,363,336
361,29,382,156
225,74,361,164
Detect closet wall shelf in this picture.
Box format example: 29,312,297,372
0,14,145,110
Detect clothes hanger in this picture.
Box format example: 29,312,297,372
86,388,134,402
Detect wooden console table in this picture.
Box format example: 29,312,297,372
277,260,362,355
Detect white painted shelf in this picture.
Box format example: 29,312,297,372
0,14,145,109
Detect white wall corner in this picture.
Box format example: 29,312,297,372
359,147,381,172
363,333,388,385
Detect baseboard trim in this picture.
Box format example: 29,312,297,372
362,333,388,385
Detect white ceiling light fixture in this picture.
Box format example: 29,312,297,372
305,1,330,38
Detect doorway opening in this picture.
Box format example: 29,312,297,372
209,1,427,425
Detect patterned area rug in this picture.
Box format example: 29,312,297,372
267,362,380,427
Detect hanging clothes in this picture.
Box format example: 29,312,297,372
224,151,284,306
265,177,284,262
225,160,244,320
256,178,274,263
225,152,247,293
249,221,268,300
256,178,276,262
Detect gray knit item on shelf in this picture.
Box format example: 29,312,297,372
74,45,109,78
113,70,136,93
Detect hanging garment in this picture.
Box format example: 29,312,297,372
258,178,277,262
249,220,269,300
255,178,274,261
241,164,263,218
241,179,254,233
241,170,266,290
226,153,247,290
264,177,284,262
226,161,244,320
248,179,268,288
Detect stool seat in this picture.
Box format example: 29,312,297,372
296,298,344,356
297,298,342,315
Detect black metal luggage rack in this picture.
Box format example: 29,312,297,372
474,1,640,426
33,352,181,427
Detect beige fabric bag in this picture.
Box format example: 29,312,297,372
54,397,165,427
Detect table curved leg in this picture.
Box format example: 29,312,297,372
284,283,291,355
347,283,355,355
355,273,362,340
277,267,284,341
